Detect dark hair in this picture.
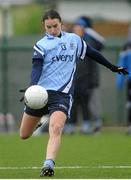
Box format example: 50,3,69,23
42,9,61,22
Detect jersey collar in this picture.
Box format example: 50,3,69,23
45,31,65,39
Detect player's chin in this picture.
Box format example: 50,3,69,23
52,33,60,37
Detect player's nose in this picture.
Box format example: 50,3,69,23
50,28,56,35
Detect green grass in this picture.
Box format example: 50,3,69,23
0,128,131,178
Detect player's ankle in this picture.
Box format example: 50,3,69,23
43,159,55,169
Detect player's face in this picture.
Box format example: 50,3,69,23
44,18,62,37
73,25,85,37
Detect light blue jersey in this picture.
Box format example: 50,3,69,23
33,31,87,94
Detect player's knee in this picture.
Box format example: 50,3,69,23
52,124,64,136
20,134,30,140
20,130,30,140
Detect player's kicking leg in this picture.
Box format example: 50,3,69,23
20,112,40,139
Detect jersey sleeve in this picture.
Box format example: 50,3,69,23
76,36,87,59
32,43,45,60
30,42,44,85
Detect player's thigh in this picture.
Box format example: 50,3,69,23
20,112,40,137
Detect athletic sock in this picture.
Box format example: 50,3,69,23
43,159,55,169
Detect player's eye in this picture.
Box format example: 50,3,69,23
47,26,52,29
53,24,58,28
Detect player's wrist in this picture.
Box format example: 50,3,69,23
109,65,118,72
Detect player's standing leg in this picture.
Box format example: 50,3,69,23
40,110,67,176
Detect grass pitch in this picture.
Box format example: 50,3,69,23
0,128,131,179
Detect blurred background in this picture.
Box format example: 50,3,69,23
0,0,131,133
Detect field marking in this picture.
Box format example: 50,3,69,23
0,165,131,170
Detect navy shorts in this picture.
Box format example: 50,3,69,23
24,90,73,118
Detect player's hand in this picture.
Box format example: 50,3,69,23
111,66,129,75
19,88,27,102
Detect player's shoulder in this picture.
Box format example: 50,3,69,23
36,35,47,45
34,34,49,50
120,49,131,56
64,32,81,43
127,49,131,55
65,31,80,38
124,49,131,59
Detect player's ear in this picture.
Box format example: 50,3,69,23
41,21,45,31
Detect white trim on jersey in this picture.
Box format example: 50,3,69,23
62,64,76,93
68,94,73,118
80,41,87,59
34,45,45,56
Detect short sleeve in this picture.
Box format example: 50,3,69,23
32,43,45,59
76,36,87,59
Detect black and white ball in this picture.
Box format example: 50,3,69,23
24,85,48,109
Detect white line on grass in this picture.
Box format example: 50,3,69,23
0,165,131,170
